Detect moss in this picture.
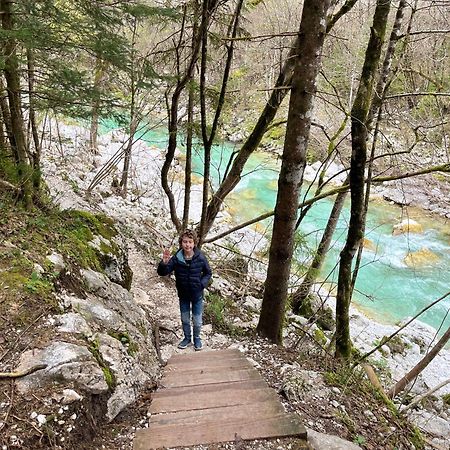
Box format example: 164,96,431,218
385,334,410,355
408,425,425,449
314,328,327,346
442,393,450,405
102,367,115,389
88,338,116,389
108,330,139,357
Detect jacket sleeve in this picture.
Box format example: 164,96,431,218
200,254,212,288
157,255,176,276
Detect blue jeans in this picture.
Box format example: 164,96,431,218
179,296,203,340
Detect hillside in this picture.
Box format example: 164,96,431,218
1,122,450,450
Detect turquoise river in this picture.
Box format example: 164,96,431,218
112,124,450,334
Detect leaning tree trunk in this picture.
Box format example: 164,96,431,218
352,0,407,291
1,0,33,208
335,0,391,359
292,187,347,314
257,0,331,344
161,2,205,234
388,325,450,399
197,0,243,245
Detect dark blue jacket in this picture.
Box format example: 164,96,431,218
157,248,212,299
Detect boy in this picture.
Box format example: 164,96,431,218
157,229,212,351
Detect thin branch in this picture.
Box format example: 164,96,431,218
354,291,450,367
385,92,450,99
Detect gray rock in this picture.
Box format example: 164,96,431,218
47,252,66,271
15,341,108,394
94,333,157,421
409,410,450,439
56,313,92,336
307,428,362,450
243,295,262,311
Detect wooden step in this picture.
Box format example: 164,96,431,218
150,379,277,413
134,413,306,449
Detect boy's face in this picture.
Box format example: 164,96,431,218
181,236,195,254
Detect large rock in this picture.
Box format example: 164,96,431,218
307,428,362,450
95,333,155,421
15,341,109,395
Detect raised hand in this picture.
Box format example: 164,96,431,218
162,248,171,264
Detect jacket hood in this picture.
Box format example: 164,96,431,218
175,247,200,264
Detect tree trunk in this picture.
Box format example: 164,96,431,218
0,77,12,156
89,58,108,154
292,187,347,313
257,0,331,344
335,0,391,359
352,0,407,291
182,85,194,230
388,325,450,399
1,0,33,208
161,2,203,233
26,48,42,197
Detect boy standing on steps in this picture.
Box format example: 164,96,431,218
157,229,212,351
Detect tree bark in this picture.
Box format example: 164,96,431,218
335,0,391,359
89,58,108,154
257,0,331,344
26,48,42,196
198,0,244,245
1,0,33,208
161,2,203,233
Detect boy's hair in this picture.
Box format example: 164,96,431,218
179,229,198,247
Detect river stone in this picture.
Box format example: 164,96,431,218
15,341,108,394
306,428,361,450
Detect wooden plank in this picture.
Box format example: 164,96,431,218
161,361,255,381
165,356,251,371
150,400,286,426
161,367,261,388
150,380,276,413
167,348,242,364
134,413,306,450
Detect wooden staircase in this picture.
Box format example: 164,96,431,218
134,348,307,449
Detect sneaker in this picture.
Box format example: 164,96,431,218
194,337,203,351
178,338,192,349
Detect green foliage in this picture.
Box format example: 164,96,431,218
108,330,139,357
442,393,450,405
204,293,247,337
25,271,54,295
353,434,366,446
